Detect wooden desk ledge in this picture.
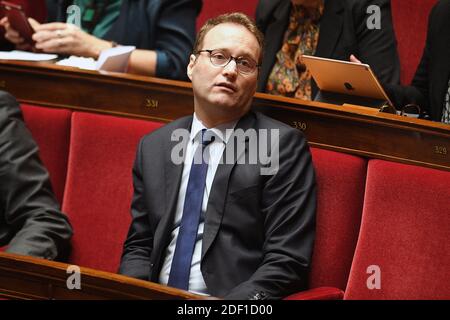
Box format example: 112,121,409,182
0,252,213,300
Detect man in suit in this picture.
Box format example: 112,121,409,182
119,13,317,299
256,0,400,99
0,90,72,260
384,0,450,123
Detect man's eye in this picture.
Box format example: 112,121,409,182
239,59,252,68
213,53,227,60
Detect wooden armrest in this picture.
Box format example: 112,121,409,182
284,287,344,300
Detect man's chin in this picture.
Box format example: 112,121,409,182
210,97,239,109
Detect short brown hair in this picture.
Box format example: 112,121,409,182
194,12,264,64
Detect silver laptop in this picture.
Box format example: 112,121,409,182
302,55,395,112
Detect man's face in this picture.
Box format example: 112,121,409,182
187,23,260,122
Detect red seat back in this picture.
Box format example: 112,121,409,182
309,148,367,290
21,104,72,204
345,160,450,299
62,112,163,272
391,0,438,84
196,0,258,31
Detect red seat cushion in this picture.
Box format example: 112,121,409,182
309,148,367,290
21,104,72,204
345,160,450,299
62,112,163,272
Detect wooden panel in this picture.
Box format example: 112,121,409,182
0,60,449,171
253,96,450,170
0,252,211,300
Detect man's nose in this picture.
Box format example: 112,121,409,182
222,59,238,77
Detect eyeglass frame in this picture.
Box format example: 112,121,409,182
196,49,261,75
400,104,421,117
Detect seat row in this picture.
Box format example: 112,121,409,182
21,104,450,299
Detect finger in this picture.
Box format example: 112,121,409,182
4,31,25,44
1,19,11,30
33,29,62,43
27,17,41,31
32,22,68,32
5,28,21,39
64,24,78,36
35,37,70,53
0,17,8,26
349,54,362,64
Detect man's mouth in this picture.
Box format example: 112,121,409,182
214,82,237,92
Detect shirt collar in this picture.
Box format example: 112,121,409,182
190,113,238,144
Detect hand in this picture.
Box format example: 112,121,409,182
30,19,112,59
0,17,34,51
349,54,362,64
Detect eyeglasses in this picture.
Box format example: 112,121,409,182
197,49,260,75
400,104,421,117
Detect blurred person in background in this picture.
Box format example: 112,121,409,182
1,0,202,80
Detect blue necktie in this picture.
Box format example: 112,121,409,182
168,129,213,290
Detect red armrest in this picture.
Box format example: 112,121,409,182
284,287,344,300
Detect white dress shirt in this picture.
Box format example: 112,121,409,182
159,113,237,295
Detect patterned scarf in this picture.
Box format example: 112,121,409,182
266,2,324,100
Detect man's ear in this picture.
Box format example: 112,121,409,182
187,54,197,81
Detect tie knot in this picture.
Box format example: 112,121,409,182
201,129,215,147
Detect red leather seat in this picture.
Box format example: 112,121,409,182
285,148,366,300
196,0,258,30
391,0,438,84
308,148,367,291
62,112,163,272
345,160,450,299
21,104,72,204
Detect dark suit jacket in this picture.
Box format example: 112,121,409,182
383,0,450,121
0,91,72,260
119,111,317,299
256,0,401,95
46,0,202,80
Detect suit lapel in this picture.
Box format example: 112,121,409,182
315,0,344,58
201,113,256,258
311,0,344,96
258,0,291,91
